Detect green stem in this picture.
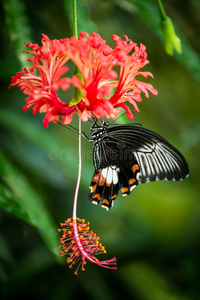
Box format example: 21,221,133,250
73,0,78,38
73,0,79,74
157,0,167,20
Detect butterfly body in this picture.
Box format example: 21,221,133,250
88,121,189,210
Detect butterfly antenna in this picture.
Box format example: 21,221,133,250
90,112,101,130
91,112,98,122
109,112,143,127
110,112,126,125
129,122,143,127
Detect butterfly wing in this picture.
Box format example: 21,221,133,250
89,125,189,210
106,126,189,182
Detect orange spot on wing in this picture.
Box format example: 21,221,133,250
102,199,110,206
132,164,139,172
121,187,128,193
99,175,106,186
92,170,101,183
93,193,101,201
111,194,117,200
129,178,136,185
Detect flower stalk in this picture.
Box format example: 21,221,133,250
157,0,167,19
73,0,78,38
72,117,82,222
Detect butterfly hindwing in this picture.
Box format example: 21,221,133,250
89,162,140,210
119,163,140,196
89,123,189,210
89,166,120,210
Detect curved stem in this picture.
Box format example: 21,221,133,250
69,4,116,268
71,119,115,267
157,0,167,20
72,0,81,223
72,117,82,221
71,123,100,264
72,117,86,254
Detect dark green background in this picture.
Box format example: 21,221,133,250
1,0,200,299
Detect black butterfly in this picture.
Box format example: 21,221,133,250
88,120,189,210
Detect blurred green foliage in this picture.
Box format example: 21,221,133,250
0,0,200,299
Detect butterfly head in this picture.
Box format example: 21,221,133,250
101,121,109,127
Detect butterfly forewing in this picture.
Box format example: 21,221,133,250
89,124,189,210
104,126,189,182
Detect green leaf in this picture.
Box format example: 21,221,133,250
2,0,32,68
0,152,61,261
63,0,97,34
0,184,31,224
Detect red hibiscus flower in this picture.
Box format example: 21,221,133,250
10,32,157,127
